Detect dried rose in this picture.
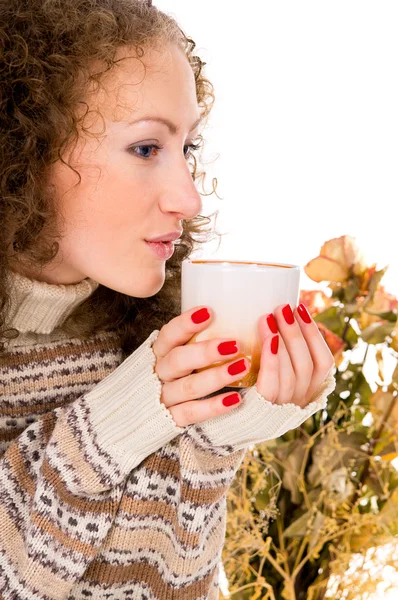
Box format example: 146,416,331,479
305,235,367,283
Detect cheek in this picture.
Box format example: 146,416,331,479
54,155,157,247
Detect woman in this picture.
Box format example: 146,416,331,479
0,0,335,598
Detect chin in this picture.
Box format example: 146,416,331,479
120,272,165,298
139,279,165,298
95,262,166,297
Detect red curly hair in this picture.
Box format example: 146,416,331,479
0,0,222,356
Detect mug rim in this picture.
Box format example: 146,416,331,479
182,259,300,270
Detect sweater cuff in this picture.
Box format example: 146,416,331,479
84,330,185,474
197,369,336,450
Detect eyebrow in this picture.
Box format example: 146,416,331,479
125,116,202,135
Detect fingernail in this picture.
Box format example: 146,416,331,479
297,303,312,324
218,341,238,355
282,304,295,325
222,393,240,407
191,308,210,324
266,313,278,334
228,358,247,376
271,335,279,355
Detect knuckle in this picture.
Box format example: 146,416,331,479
209,340,219,361
319,356,335,372
167,347,183,372
182,402,197,426
167,406,181,427
172,406,188,428
286,378,296,397
264,387,279,404
159,320,173,341
303,362,314,380
181,375,196,399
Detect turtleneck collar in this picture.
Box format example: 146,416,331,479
5,270,100,334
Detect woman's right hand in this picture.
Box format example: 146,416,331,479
152,307,251,427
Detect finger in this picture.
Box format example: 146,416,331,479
258,314,297,403
152,306,212,359
255,334,280,404
169,390,243,427
294,303,335,400
276,334,297,404
161,357,251,409
258,312,279,343
273,303,314,401
156,337,242,382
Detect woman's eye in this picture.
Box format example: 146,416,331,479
128,142,200,160
130,145,160,159
184,143,200,158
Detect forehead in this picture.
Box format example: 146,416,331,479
83,43,198,124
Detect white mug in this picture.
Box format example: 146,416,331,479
181,259,301,387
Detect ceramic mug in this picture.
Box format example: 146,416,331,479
181,259,301,387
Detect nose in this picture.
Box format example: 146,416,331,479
159,159,203,219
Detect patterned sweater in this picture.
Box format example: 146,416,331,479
0,270,336,600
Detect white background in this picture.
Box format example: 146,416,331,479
155,0,398,297
153,5,398,595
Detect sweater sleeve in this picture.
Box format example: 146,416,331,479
0,330,185,599
183,369,336,455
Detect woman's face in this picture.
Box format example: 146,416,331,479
21,43,203,297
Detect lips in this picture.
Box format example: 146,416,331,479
145,231,182,243
145,240,175,260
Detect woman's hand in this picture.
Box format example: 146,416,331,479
152,307,252,427
152,302,334,428
256,303,335,408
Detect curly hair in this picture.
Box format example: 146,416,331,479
0,0,222,356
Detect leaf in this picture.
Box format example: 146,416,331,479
283,510,311,538
307,487,323,504
277,440,307,504
364,472,385,497
376,348,385,382
380,488,398,536
353,372,372,406
370,390,398,430
338,431,369,449
360,321,395,344
316,323,346,361
381,452,398,461
336,369,372,407
363,267,389,307
309,511,326,551
345,302,360,316
345,322,359,345
343,280,361,304
314,306,345,332
364,310,397,323
308,437,343,488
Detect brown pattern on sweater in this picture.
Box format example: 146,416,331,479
0,271,334,599
0,328,245,599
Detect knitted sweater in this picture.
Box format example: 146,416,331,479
0,270,336,600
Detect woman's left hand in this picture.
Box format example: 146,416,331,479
256,303,335,408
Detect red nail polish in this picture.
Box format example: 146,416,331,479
297,303,312,324
218,341,238,355
222,393,240,407
191,308,210,324
271,335,279,355
228,358,246,376
282,304,295,325
266,313,278,334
